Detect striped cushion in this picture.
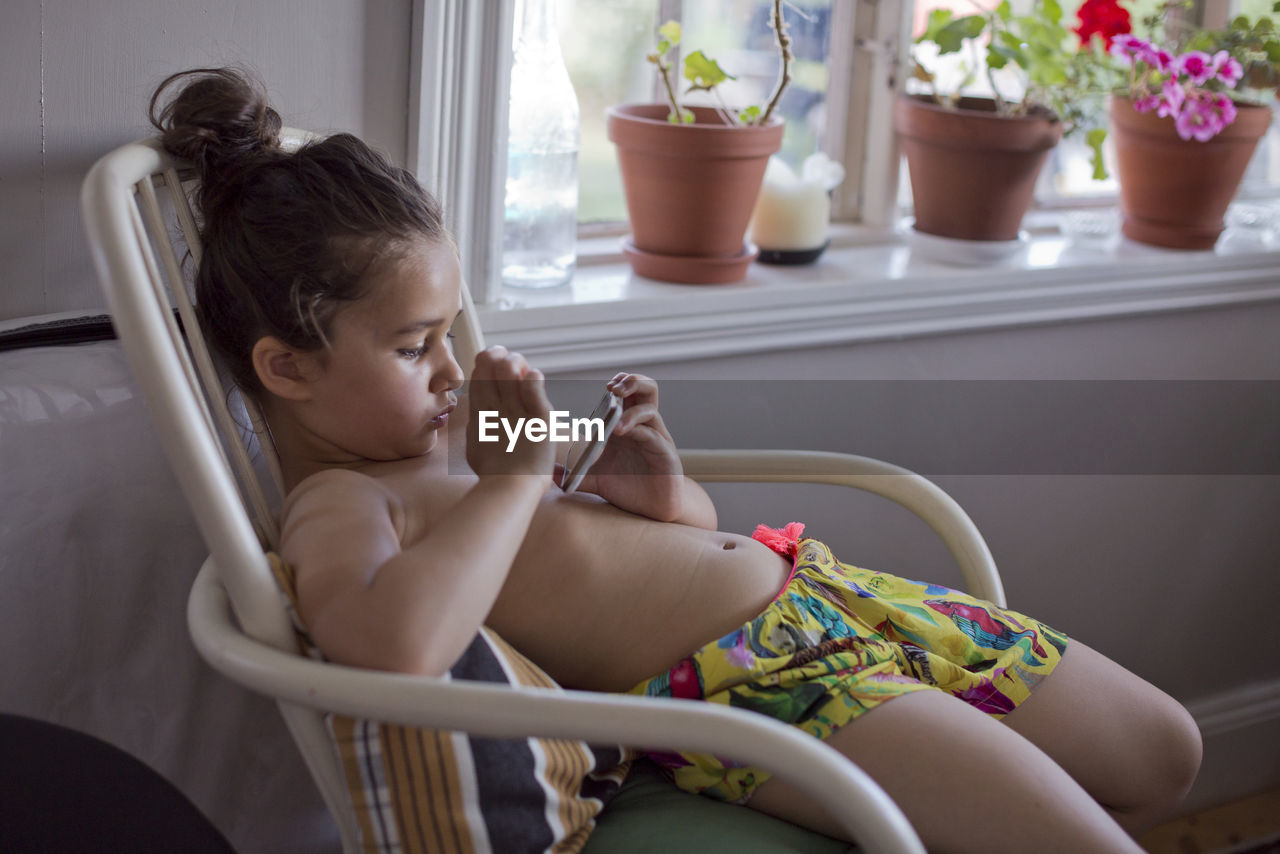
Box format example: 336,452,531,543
269,555,633,854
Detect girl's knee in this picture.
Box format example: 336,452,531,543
1144,695,1202,803
1108,690,1202,817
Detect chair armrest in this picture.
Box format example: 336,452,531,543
679,449,1005,607
187,564,925,854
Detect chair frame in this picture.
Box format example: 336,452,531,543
83,130,1005,854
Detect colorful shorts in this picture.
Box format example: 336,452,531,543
628,523,1068,804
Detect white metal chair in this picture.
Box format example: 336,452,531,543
81,130,1006,854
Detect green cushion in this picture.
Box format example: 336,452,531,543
583,760,860,854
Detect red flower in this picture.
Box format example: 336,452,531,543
1074,0,1132,49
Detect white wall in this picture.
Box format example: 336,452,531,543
0,0,411,320
550,300,1280,814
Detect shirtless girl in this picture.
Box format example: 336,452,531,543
152,68,1201,854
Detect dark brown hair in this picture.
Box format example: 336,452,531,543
149,67,447,394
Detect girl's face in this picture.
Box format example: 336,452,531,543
305,237,464,462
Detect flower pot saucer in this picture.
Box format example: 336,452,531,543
622,239,758,284
757,240,831,265
901,217,1028,266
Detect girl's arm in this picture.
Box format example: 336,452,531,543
280,348,555,677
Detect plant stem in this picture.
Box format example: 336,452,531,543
712,88,741,127
976,31,1007,112
658,58,682,119
758,0,791,126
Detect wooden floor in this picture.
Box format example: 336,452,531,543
1141,788,1280,854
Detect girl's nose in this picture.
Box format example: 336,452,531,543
431,348,465,393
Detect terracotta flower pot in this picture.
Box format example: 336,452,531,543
1110,96,1272,250
894,94,1063,242
606,103,783,284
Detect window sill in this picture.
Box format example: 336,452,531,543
476,219,1280,373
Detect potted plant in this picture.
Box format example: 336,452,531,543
1085,0,1280,248
896,1,1092,243
606,2,792,284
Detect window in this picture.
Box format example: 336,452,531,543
411,0,1278,306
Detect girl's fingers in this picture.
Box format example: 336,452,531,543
607,372,658,405
519,369,551,419
614,402,659,435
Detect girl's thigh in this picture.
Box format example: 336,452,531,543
999,640,1201,822
746,689,1143,854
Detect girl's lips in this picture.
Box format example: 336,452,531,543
430,402,456,426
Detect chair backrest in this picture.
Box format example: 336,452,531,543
80,131,486,852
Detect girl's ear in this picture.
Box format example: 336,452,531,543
251,337,319,401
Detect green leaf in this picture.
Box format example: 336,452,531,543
739,105,761,124
996,1,1012,23
683,50,734,88
656,39,670,55
987,48,1009,70
1233,15,1251,30
956,14,987,40
666,106,696,124
658,20,681,46
1086,128,1108,181
919,8,954,44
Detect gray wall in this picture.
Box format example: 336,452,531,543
551,300,1280,813
0,0,411,320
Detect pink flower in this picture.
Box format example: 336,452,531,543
1108,33,1149,64
1174,92,1232,141
1178,51,1214,85
1150,48,1175,73
1132,92,1162,112
1214,92,1238,126
1211,50,1243,87
1156,79,1185,118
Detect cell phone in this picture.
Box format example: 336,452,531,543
560,389,623,493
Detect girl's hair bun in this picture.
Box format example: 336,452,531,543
149,67,282,181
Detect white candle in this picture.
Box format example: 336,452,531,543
750,158,830,251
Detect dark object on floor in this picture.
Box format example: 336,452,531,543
0,713,235,853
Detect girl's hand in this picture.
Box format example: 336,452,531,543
467,346,555,482
563,373,689,522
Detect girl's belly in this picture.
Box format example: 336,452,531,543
485,489,792,691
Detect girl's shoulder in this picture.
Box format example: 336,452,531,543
281,466,407,542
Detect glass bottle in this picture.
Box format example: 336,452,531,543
502,0,579,288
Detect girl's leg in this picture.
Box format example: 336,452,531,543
747,689,1144,854
1000,640,1202,835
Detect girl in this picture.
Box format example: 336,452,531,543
151,67,1200,854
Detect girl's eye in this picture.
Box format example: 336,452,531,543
399,331,455,359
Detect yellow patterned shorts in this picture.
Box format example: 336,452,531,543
628,524,1068,804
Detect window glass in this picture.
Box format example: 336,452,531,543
557,0,832,226
1232,0,1280,194
680,1,833,168
559,0,659,225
